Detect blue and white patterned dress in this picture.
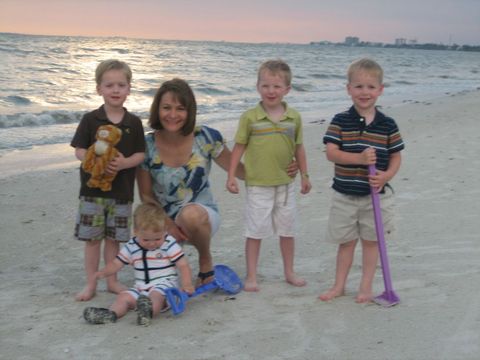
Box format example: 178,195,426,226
141,125,225,218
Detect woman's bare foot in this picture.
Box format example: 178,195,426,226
355,292,373,303
107,281,128,295
75,286,96,301
286,273,307,287
244,277,259,292
318,287,345,301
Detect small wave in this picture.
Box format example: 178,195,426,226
310,73,345,80
141,88,159,96
110,48,130,54
0,110,84,129
195,86,230,96
291,83,315,92
393,80,416,85
5,95,32,105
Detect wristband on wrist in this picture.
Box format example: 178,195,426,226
301,172,309,179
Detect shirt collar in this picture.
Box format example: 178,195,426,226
254,102,295,122
96,105,135,128
348,105,386,125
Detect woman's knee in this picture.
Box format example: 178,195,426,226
178,204,209,228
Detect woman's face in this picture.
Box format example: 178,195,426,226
158,91,188,133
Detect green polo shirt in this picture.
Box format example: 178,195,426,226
234,102,303,186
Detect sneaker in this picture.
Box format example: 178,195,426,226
83,307,117,324
136,295,153,326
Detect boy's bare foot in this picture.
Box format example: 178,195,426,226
318,287,345,301
286,274,307,287
75,286,96,301
355,292,373,303
107,282,128,295
244,278,259,292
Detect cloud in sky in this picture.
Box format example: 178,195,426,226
1,0,479,45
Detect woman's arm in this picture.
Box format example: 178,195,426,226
214,146,246,180
136,167,161,206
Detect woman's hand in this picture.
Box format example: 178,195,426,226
167,218,188,242
286,159,299,178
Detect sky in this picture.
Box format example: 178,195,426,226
1,0,479,45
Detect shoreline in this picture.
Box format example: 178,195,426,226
1,88,478,179
1,89,480,359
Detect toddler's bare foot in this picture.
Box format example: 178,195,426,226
75,286,96,301
355,292,373,304
107,282,128,295
286,274,307,287
318,287,344,301
244,278,259,292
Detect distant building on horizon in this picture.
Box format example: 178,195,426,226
344,36,359,46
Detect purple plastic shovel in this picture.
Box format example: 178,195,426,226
369,165,400,307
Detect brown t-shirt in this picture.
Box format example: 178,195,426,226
70,105,145,201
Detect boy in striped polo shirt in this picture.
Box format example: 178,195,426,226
319,58,404,303
83,203,194,325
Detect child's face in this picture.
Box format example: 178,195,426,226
158,91,188,133
257,70,291,109
347,70,384,113
96,69,131,109
135,228,166,251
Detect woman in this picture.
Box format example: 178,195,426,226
137,78,296,286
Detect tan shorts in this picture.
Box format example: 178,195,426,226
245,183,296,239
325,188,396,244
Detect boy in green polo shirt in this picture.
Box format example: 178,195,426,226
227,59,311,292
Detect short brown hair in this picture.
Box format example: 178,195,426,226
133,203,167,232
257,59,292,86
347,58,384,84
95,59,132,85
149,78,197,135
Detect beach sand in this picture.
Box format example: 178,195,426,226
1,90,479,360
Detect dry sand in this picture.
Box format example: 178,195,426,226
1,90,479,360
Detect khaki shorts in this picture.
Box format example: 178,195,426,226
245,183,296,239
325,189,396,244
75,196,132,242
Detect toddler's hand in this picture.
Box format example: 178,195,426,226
182,284,195,295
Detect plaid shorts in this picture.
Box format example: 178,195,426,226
74,196,132,242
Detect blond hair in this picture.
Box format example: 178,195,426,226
257,59,292,86
95,59,132,85
347,58,383,84
133,203,167,232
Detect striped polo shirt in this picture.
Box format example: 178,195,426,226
323,106,404,196
117,235,184,290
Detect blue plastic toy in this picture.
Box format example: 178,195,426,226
165,264,243,315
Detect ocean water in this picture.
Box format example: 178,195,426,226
1,32,479,154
